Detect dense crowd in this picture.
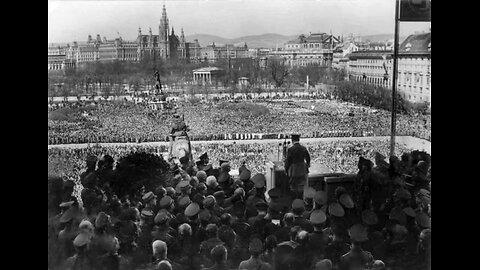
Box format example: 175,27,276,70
48,144,431,270
48,99,431,145
48,139,413,183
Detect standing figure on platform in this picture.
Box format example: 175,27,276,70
284,134,311,199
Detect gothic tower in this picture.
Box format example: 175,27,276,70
159,4,170,58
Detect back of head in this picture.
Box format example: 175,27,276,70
206,223,218,238
220,213,232,226
315,259,332,270
152,240,168,259
156,260,172,270
210,244,227,263
265,235,278,250
283,213,295,226
178,223,192,237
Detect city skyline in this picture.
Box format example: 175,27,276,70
48,0,430,44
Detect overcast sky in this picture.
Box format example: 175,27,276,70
48,0,430,43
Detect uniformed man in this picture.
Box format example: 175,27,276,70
142,191,158,214
308,210,329,265
266,188,287,220
238,238,273,270
339,224,374,270
80,155,98,186
62,232,95,270
291,199,313,232
284,134,311,199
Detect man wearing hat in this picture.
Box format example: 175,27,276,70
245,174,267,218
266,188,286,220
248,201,269,233
291,199,313,232
142,191,158,214
238,238,273,270
176,181,192,205
284,134,311,199
302,187,317,219
62,232,95,270
339,224,374,270
152,211,181,260
308,210,329,265
240,169,254,194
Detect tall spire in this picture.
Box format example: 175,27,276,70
180,28,185,43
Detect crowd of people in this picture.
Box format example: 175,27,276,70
48,144,431,270
48,139,413,184
48,99,431,145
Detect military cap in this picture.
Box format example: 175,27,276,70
141,209,154,218
60,208,76,223
86,155,97,163
303,187,316,199
328,202,345,217
252,173,266,188
314,191,328,205
339,193,354,209
361,209,378,225
418,188,430,197
178,196,191,208
206,176,217,187
210,244,227,258
267,188,281,199
165,187,176,197
389,207,407,224
239,169,251,181
95,212,111,228
154,186,167,197
219,159,229,166
310,209,327,224
185,202,200,217
255,201,269,211
196,171,208,182
291,134,300,141
142,191,156,203
415,212,431,228
73,232,91,247
218,173,230,183
234,187,245,197
59,201,75,208
403,207,416,217
249,238,263,253
206,224,218,234
159,196,173,208
213,191,225,200
154,211,170,224
292,199,305,210
203,195,216,208
199,209,212,221
394,188,411,200
348,224,368,242
177,181,192,192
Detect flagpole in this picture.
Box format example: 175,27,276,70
390,0,400,157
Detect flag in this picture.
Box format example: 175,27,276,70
399,0,431,22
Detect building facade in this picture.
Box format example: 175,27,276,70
397,32,431,105
48,4,191,69
346,32,431,105
267,33,341,67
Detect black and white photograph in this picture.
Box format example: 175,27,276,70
48,1,431,269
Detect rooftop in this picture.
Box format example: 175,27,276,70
399,32,431,55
